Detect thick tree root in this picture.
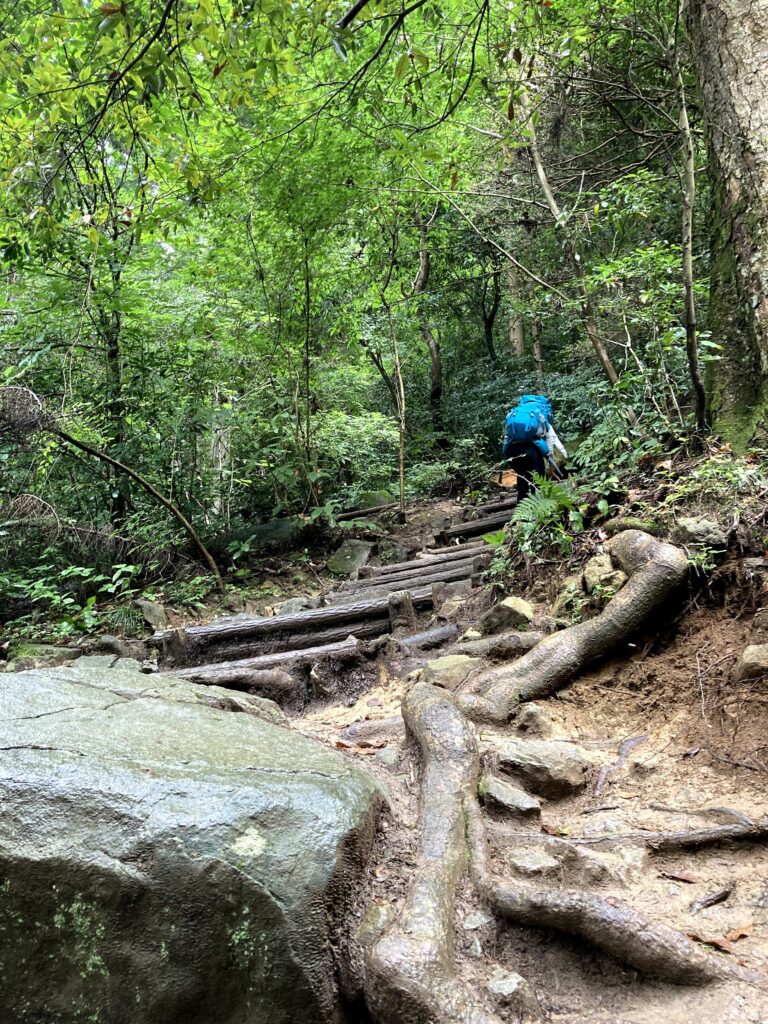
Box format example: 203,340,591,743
365,683,504,1024
456,531,688,722
466,802,722,985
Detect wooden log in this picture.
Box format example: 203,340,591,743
152,590,436,664
346,554,484,592
170,635,362,682
172,666,299,693
326,563,476,605
396,623,459,651
439,508,514,542
472,496,518,518
388,590,417,634
183,618,390,668
335,502,398,521
367,542,489,579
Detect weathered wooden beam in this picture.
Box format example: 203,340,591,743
171,635,363,684
438,508,514,542
327,562,478,605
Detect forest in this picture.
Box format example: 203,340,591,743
1,1,768,1023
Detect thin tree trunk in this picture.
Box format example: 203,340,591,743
520,90,623,390
669,22,708,435
506,264,525,357
411,213,443,432
56,427,226,594
531,318,544,380
481,269,501,362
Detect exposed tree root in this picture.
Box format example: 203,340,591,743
361,534,765,1022
466,801,722,985
456,532,689,723
365,683,504,1024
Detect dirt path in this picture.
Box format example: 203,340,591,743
156,497,768,1022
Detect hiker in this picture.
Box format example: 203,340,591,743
502,394,567,501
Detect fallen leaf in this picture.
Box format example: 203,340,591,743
687,932,735,955
681,745,701,759
725,924,753,942
659,870,698,884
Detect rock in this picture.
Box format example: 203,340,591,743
564,845,648,887
434,595,467,621
514,702,556,738
357,490,396,508
133,597,168,630
603,517,659,537
274,595,322,615
326,539,375,577
93,635,148,661
75,653,120,669
479,596,535,635
460,629,482,641
497,739,594,799
374,745,401,769
113,657,143,672
422,655,481,692
466,936,484,959
506,849,561,877
377,540,412,564
487,969,543,1021
582,554,628,598
432,579,471,610
583,553,613,593
463,910,493,930
0,665,382,1024
7,643,78,668
552,573,583,616
479,774,541,819
734,643,768,681
207,519,306,561
672,517,727,548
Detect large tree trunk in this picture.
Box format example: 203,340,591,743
688,0,768,445
506,264,525,357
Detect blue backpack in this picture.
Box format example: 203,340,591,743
520,394,553,421
504,400,548,444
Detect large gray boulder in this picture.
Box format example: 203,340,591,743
0,666,382,1024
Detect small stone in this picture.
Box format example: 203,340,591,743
422,655,481,692
672,517,727,548
515,703,555,738
432,579,471,611
8,644,78,668
552,574,583,616
497,739,594,799
583,554,614,594
463,910,493,930
133,598,168,630
480,775,541,819
273,596,321,615
326,540,375,576
487,969,543,1020
374,745,400,769
479,596,535,635
506,849,560,877
467,936,484,959
460,629,482,641
435,596,467,621
566,845,648,887
113,658,143,672
734,644,768,682
75,654,118,669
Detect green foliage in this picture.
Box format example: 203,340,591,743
510,476,586,556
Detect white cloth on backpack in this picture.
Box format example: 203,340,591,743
545,424,567,459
